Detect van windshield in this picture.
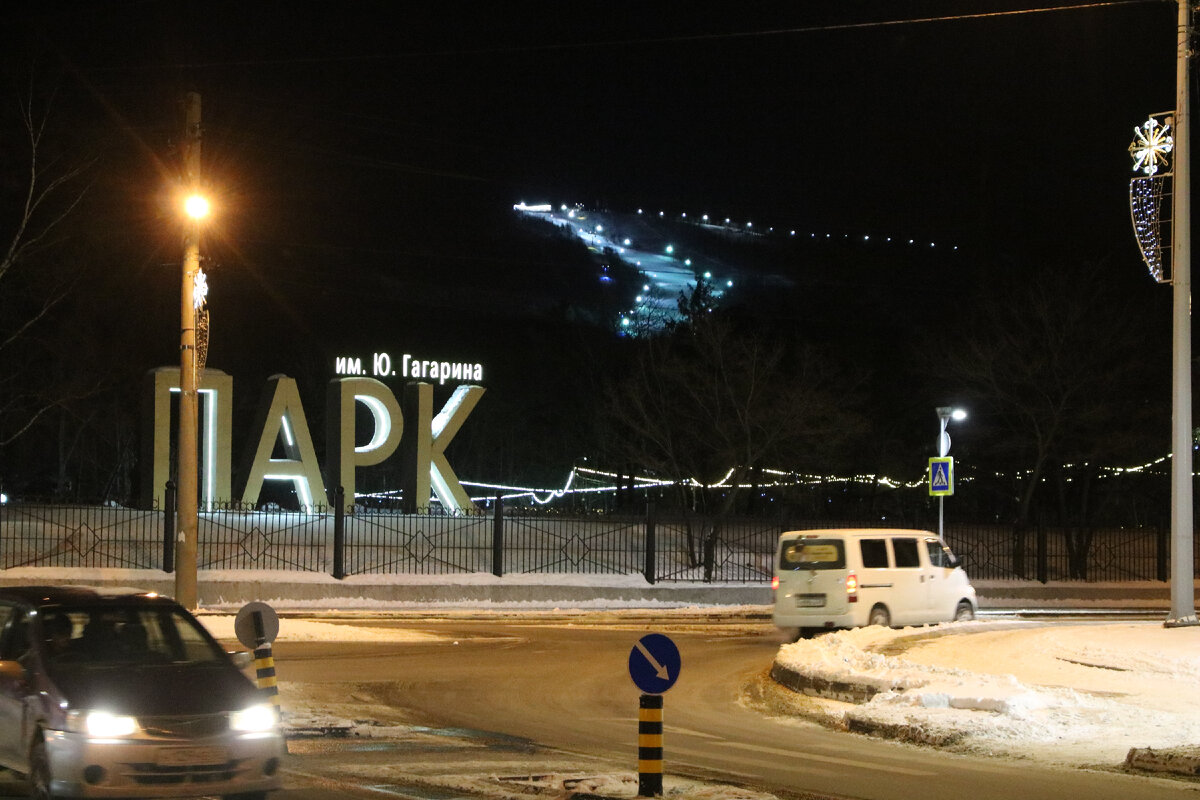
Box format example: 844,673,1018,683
780,538,846,570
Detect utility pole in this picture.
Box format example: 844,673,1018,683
176,92,202,610
1167,0,1196,627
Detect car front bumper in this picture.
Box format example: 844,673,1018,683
44,728,284,798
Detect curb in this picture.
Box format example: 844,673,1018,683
0,571,772,609
1126,746,1200,779
768,661,882,704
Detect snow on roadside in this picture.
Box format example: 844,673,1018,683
773,621,1200,764
194,614,446,643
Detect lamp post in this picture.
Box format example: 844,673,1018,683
935,407,966,539
1129,3,1196,626
175,92,206,610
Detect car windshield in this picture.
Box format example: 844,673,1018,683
38,604,225,670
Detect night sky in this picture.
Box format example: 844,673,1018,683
7,1,1176,254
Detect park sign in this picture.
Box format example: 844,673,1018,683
139,366,483,514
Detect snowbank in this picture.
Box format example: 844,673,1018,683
772,621,1200,763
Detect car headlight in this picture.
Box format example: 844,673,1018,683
229,704,277,733
66,710,139,737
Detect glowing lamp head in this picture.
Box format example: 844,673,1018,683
184,194,210,220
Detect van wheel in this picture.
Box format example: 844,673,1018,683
29,738,55,800
954,601,975,622
867,605,891,628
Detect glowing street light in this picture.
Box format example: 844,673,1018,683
184,194,210,220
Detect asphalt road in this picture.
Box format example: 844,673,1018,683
268,616,1195,800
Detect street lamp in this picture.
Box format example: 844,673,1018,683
175,92,206,610
935,407,966,539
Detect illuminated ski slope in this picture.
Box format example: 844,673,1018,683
514,202,734,331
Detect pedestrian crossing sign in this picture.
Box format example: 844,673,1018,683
929,457,954,496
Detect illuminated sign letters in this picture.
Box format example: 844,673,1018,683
334,351,483,385
140,368,483,513
325,377,403,506
237,375,326,510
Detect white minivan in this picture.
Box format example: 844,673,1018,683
772,528,977,636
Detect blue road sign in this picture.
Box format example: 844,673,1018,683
629,633,682,694
929,456,954,497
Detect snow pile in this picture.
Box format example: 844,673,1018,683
196,614,446,644
773,621,1200,762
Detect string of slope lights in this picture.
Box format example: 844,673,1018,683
635,207,958,252
446,453,1179,506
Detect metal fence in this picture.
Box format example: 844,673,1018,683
0,498,1174,583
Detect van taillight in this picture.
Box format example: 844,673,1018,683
845,571,858,603
771,576,779,591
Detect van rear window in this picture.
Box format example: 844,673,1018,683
780,539,846,570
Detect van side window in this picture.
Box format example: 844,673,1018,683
926,539,947,567
860,539,889,568
892,538,921,568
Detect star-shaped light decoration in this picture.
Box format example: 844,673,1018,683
193,268,209,310
1129,116,1174,176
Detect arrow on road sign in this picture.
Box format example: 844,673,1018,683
635,640,670,680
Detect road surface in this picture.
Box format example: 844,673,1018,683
266,615,1190,800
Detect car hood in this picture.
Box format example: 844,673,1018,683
47,662,262,716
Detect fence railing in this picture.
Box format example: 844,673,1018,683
0,495,1174,584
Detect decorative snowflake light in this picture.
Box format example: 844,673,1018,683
193,268,209,309
1129,116,1174,176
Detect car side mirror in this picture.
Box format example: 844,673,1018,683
228,651,253,669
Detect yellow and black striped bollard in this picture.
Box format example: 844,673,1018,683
638,694,664,796
253,641,280,708
251,610,280,710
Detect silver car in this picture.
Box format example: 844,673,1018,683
0,585,284,799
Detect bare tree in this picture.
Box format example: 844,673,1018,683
941,262,1163,576
604,315,858,574
0,84,94,446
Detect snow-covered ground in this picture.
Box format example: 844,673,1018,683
771,620,1200,766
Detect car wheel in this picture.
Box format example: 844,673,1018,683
222,793,268,800
29,738,54,800
954,600,975,622
867,605,890,628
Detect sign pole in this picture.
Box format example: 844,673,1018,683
1166,0,1197,627
628,633,680,798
